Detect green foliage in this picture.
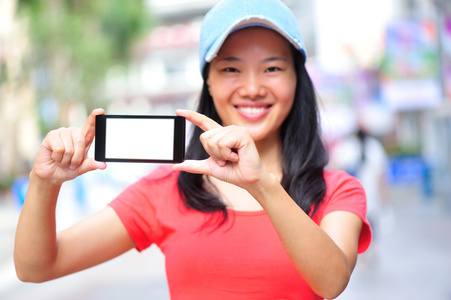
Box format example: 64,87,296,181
17,0,151,131
0,61,6,84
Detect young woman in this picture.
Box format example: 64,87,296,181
14,0,371,299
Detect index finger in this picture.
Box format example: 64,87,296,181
176,109,221,132
82,108,105,143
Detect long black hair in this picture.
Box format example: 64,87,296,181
177,48,329,221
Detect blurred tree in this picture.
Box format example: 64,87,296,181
17,0,152,133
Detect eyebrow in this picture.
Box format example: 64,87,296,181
216,56,289,63
263,56,289,63
216,57,241,63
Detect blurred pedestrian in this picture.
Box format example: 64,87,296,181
329,125,392,262
14,0,372,299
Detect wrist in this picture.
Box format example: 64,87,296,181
245,171,280,204
22,169,62,209
29,169,63,190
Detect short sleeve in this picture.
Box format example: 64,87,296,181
320,171,372,254
108,179,157,251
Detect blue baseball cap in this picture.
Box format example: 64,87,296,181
199,0,307,74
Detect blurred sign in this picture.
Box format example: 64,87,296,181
315,0,392,72
443,15,451,100
380,20,442,111
12,177,28,209
388,155,429,188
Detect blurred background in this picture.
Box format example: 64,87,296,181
0,0,450,299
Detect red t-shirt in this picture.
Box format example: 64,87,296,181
109,166,371,300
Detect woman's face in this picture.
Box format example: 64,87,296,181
207,27,297,143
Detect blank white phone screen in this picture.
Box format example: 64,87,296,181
105,118,174,160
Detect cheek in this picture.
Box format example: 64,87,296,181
278,78,297,106
276,80,296,122
208,79,235,111
210,88,228,110
210,91,230,124
207,75,227,101
213,102,234,127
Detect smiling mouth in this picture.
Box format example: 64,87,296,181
236,106,271,115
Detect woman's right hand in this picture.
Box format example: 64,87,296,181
15,108,134,283
32,108,107,185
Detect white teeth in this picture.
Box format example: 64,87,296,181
238,107,266,114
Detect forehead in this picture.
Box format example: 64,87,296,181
216,27,293,57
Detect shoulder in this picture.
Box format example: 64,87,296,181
318,170,366,217
324,169,364,191
143,165,178,182
320,170,372,253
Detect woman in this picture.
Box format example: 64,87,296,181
14,0,371,299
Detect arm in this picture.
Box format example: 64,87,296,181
14,109,135,282
247,173,362,299
173,110,363,299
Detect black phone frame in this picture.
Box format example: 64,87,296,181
95,115,185,163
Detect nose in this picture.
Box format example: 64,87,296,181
238,72,267,99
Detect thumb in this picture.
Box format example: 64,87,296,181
77,158,107,176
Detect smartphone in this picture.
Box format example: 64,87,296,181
95,115,185,163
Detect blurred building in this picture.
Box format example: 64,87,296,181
385,0,451,200
0,0,40,193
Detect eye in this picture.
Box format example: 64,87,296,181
223,67,239,73
266,66,281,73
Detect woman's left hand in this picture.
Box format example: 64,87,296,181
172,110,268,189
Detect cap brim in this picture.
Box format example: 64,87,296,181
204,18,304,63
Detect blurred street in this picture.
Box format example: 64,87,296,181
338,187,451,300
0,184,450,300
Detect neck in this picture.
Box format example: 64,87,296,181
255,133,283,180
